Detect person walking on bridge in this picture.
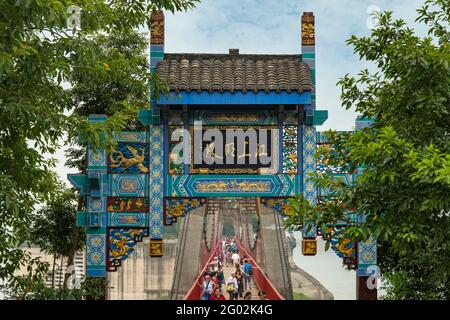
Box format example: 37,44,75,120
231,251,240,267
202,274,214,300
235,269,244,298
217,266,224,289
243,259,253,291
226,249,233,267
210,287,226,301
225,274,238,300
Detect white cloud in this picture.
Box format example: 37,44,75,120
165,0,426,130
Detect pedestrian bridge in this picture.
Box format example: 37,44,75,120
170,197,293,300
184,241,285,300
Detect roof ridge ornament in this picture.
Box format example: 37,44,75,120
229,48,239,56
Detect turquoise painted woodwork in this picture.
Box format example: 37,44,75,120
109,213,148,227
68,172,108,197
316,116,378,275
109,174,148,197
357,237,378,276
77,211,148,228
157,91,312,105
168,174,298,197
86,229,107,277
84,114,109,277
191,109,277,125
313,110,328,125
107,228,149,271
138,109,153,125
149,125,164,239
112,131,149,143
302,125,317,238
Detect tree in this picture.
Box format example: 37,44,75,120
29,186,85,288
285,0,449,299
0,0,199,294
63,29,162,289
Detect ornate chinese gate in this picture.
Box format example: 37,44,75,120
68,10,376,299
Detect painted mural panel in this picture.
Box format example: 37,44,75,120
107,197,149,212
108,142,149,174
164,197,206,225
192,109,277,125
107,228,149,271
282,126,298,174
168,174,297,197
110,174,148,197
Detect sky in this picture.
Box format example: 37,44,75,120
162,0,427,132
55,0,427,299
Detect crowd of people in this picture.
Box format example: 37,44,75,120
201,237,268,301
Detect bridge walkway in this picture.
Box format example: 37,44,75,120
183,241,285,300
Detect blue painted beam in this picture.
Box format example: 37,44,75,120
157,91,312,105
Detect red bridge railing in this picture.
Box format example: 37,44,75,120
183,241,285,300
235,241,285,300
183,243,222,300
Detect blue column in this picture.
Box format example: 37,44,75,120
149,124,164,240
85,114,109,277
302,124,318,239
148,11,165,254
301,13,318,243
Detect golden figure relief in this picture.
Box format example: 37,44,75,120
302,12,315,46
111,238,128,259
195,181,271,192
108,198,146,212
120,179,138,192
117,215,138,224
288,153,298,166
168,204,185,217
337,238,354,257
302,239,317,256
236,181,270,191
302,23,315,45
110,145,148,173
208,114,259,123
196,181,228,192
150,11,164,45
150,240,164,257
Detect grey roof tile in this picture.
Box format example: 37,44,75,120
155,51,313,94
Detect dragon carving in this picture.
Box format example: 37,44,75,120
109,145,148,173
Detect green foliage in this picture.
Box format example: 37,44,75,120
0,0,199,296
293,292,312,300
0,253,49,300
65,30,168,171
222,222,235,237
29,186,85,258
250,213,260,234
4,275,109,300
286,0,449,299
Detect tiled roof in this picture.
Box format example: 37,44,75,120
155,50,313,94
